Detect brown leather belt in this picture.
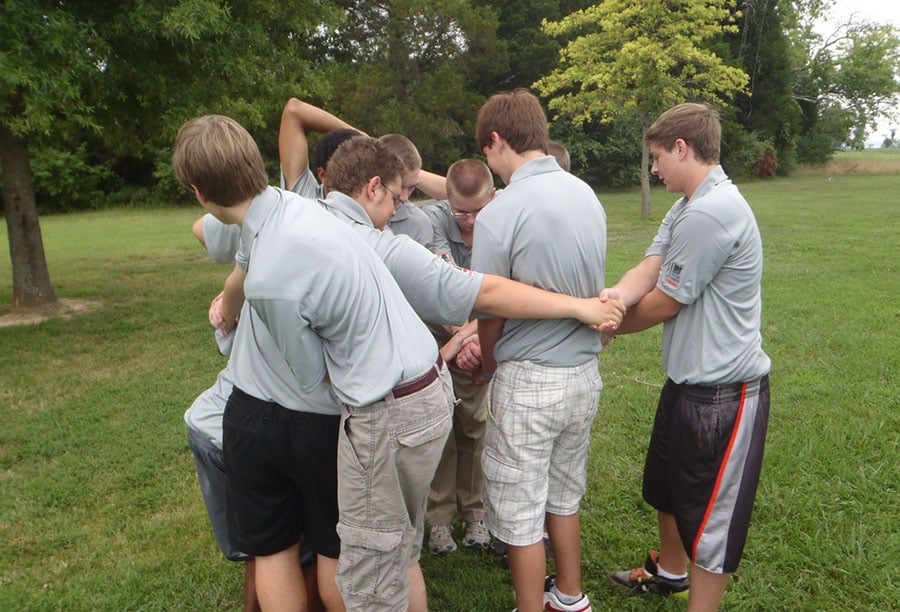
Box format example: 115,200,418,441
391,356,444,399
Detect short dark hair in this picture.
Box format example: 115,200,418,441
446,159,493,200
378,134,422,172
326,136,404,197
313,128,363,172
476,88,548,154
172,115,268,206
547,140,570,172
645,103,721,164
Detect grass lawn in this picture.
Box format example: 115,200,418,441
0,171,897,610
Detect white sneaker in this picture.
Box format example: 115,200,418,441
428,524,457,554
463,520,490,550
544,589,591,612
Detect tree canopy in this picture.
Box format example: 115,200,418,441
1,0,899,309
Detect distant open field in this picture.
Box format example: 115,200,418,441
795,146,900,176
0,163,897,610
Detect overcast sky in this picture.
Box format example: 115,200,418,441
820,0,899,144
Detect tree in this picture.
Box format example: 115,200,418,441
788,0,900,158
323,0,506,171
0,2,105,311
729,0,803,174
1,0,341,311
534,0,749,215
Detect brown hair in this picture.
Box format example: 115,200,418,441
378,133,422,172
475,88,548,154
172,115,268,206
644,103,721,164
326,136,404,197
446,159,493,200
547,140,571,172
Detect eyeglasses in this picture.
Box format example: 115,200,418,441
380,180,402,209
450,208,483,220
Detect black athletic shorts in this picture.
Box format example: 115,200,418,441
642,375,769,574
223,387,341,558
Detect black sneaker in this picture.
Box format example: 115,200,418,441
609,550,689,595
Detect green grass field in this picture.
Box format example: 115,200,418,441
1,172,897,610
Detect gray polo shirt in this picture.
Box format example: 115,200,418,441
322,191,483,327
471,156,606,366
388,201,435,247
647,165,770,385
235,186,438,407
199,166,322,267
199,208,342,416
422,200,472,268
281,165,323,199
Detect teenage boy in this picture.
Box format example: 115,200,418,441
318,137,625,611
185,331,324,612
470,88,610,612
174,116,622,611
604,102,770,612
420,159,495,554
379,134,435,246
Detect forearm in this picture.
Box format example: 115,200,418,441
476,275,619,324
611,255,662,307
477,318,504,374
613,288,682,336
416,170,448,200
220,267,246,330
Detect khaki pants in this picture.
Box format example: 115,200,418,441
426,361,489,526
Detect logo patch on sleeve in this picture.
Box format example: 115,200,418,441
663,263,682,288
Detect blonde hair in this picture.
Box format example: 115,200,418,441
172,115,268,206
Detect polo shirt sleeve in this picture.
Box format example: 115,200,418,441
657,209,735,305
470,218,508,278
201,214,241,265
248,298,328,393
375,231,482,326
422,202,455,263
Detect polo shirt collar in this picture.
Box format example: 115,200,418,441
508,155,561,184
687,165,728,204
323,191,374,228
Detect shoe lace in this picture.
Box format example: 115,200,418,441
629,566,654,583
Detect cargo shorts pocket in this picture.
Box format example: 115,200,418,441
335,523,403,601
481,449,525,485
396,413,451,448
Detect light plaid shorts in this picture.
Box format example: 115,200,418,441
482,358,602,546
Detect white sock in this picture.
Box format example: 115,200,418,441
550,585,583,604
656,564,688,580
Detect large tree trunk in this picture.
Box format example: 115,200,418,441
0,121,58,312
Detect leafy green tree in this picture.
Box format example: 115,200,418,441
788,0,900,158
1,0,340,311
321,0,505,172
0,2,104,310
729,0,803,175
535,0,749,215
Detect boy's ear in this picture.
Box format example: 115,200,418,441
191,185,206,203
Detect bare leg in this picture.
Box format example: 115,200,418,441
316,555,345,611
657,512,689,575
407,562,428,612
303,560,325,612
254,543,307,611
243,559,261,612
508,541,546,612
686,566,730,612
545,512,581,597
